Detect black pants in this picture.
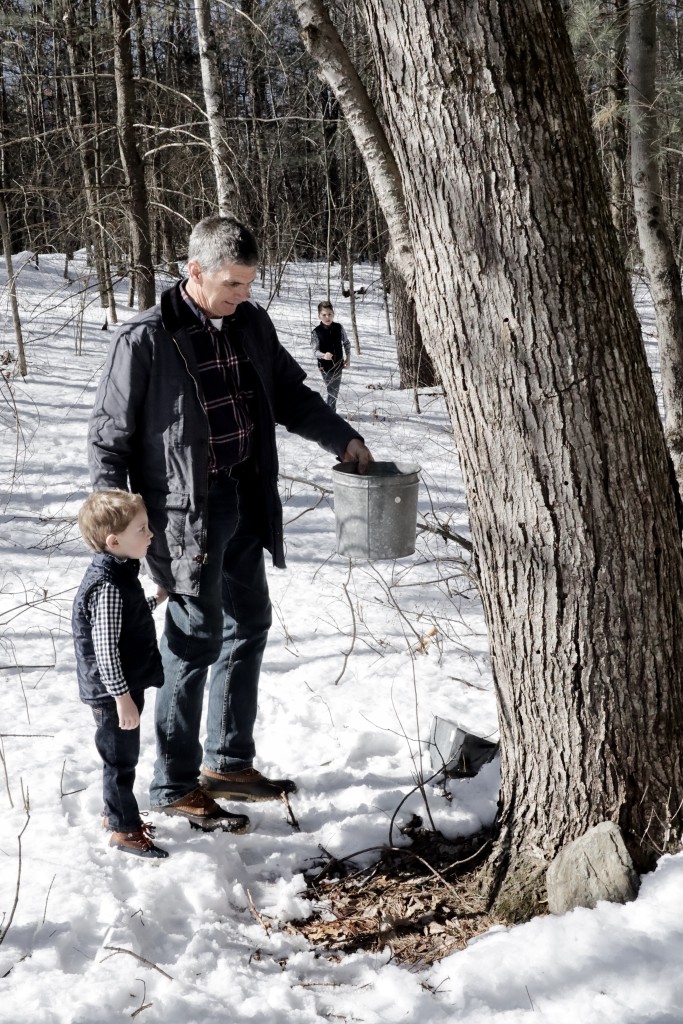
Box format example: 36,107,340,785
92,691,145,831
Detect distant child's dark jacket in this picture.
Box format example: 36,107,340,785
72,552,164,705
313,322,345,370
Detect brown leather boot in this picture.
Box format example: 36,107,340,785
109,821,168,859
199,767,297,802
154,787,251,833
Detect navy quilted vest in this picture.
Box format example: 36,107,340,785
72,552,164,704
314,322,344,369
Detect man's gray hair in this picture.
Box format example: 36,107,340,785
188,215,259,272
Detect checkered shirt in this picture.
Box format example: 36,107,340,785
180,283,255,471
87,580,157,698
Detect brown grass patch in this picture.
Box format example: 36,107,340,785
288,822,500,967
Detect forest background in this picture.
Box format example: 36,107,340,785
5,1,681,329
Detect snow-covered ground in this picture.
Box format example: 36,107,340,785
0,253,681,1023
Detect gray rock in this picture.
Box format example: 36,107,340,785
546,821,640,914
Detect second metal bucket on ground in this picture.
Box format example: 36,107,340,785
332,461,420,560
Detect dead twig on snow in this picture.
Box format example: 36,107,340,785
101,946,173,981
281,791,301,831
0,790,30,947
246,890,272,933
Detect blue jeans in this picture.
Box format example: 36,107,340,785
92,690,145,831
150,474,272,806
320,366,343,412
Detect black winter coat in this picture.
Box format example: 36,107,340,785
88,282,362,594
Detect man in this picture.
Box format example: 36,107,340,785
89,215,373,834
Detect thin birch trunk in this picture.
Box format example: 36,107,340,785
630,0,683,483
608,0,629,249
193,0,236,215
0,199,27,377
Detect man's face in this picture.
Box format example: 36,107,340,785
186,259,258,318
320,307,334,325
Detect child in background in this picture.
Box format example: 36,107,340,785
72,490,168,859
311,300,351,412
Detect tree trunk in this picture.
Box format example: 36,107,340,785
294,0,438,388
630,0,683,484
241,0,275,263
63,5,115,321
88,0,118,324
346,198,361,355
389,265,438,391
348,0,683,918
0,198,26,377
293,0,413,284
607,0,629,250
0,63,26,375
111,0,155,311
194,0,236,215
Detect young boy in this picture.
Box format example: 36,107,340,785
72,490,169,859
311,301,351,413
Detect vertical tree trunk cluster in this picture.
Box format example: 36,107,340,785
294,0,436,388
1,0,382,294
111,0,155,310
63,5,117,323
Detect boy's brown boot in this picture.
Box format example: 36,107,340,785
109,821,168,859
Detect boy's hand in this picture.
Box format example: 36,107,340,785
321,351,333,360
156,586,169,605
115,692,140,730
344,358,351,368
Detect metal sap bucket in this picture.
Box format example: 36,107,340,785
332,461,420,560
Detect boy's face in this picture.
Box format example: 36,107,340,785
106,509,153,561
320,307,334,325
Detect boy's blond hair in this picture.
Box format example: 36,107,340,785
78,490,146,552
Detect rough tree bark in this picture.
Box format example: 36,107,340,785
337,0,683,918
630,0,683,484
111,0,155,311
389,264,438,391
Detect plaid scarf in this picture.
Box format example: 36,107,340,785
180,282,255,471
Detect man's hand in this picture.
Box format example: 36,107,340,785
343,438,374,475
115,692,140,730
156,586,169,605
